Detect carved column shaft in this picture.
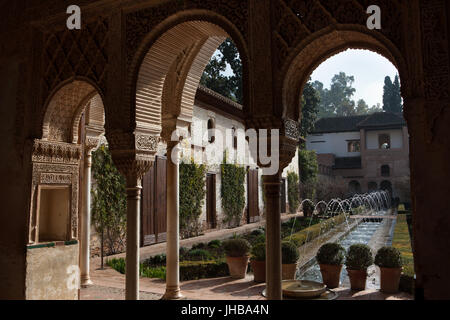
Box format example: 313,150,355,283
125,174,142,300
263,172,283,300
163,142,182,300
80,148,93,287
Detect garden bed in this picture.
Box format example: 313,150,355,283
106,216,325,281
392,214,415,293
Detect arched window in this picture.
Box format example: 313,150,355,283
379,134,391,149
349,180,361,194
207,118,215,143
381,165,390,177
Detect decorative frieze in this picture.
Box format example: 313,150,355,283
136,134,160,152
39,173,72,185
32,140,81,165
283,119,301,141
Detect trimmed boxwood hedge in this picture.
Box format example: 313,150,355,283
108,257,233,281
284,213,348,247
179,260,229,281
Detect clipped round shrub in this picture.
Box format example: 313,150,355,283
375,246,403,268
251,228,264,236
207,239,222,249
186,249,213,261
191,242,207,250
149,254,166,266
316,243,345,265
254,233,266,245
223,238,251,257
179,247,189,257
251,243,266,261
345,244,374,270
282,241,299,264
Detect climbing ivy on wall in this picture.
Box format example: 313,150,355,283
179,160,207,238
221,153,247,227
287,171,300,214
91,145,127,260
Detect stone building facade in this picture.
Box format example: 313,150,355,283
1,0,450,300
306,112,410,202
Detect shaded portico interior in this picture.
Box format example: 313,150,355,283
1,0,450,300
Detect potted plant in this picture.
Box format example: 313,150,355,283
375,246,403,293
282,241,299,280
345,244,374,291
316,242,346,288
223,238,251,279
250,242,266,283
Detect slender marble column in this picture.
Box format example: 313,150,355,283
263,173,283,300
163,142,183,299
80,149,94,287
125,176,142,300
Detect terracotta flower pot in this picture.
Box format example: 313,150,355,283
319,264,343,289
347,268,367,291
226,256,250,279
379,267,402,293
282,263,297,280
250,260,266,283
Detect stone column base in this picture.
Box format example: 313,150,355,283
162,287,184,300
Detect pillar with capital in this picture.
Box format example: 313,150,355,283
80,137,100,288
109,132,157,300
162,140,183,300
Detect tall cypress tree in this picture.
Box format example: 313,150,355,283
383,75,402,113
392,75,402,113
383,76,394,112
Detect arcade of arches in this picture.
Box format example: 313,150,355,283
1,0,450,300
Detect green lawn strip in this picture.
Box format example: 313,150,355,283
283,213,348,247
392,214,415,293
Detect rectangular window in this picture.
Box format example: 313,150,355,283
37,186,71,242
347,140,360,153
378,134,391,149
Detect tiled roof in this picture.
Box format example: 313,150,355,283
356,112,406,129
312,112,406,133
312,115,368,133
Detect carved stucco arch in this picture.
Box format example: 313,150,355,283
281,25,410,122
41,78,106,143
129,10,250,137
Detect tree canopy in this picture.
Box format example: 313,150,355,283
312,72,387,118
200,38,242,104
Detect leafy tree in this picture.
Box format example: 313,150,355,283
356,99,369,115
287,171,300,214
91,145,127,266
200,38,242,104
298,149,318,185
300,80,320,137
313,72,358,117
370,103,383,113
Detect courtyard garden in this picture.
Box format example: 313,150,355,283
106,214,348,281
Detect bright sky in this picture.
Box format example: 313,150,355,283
309,49,399,108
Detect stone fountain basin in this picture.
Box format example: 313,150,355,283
282,280,326,298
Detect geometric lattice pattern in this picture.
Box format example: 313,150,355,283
41,18,108,108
